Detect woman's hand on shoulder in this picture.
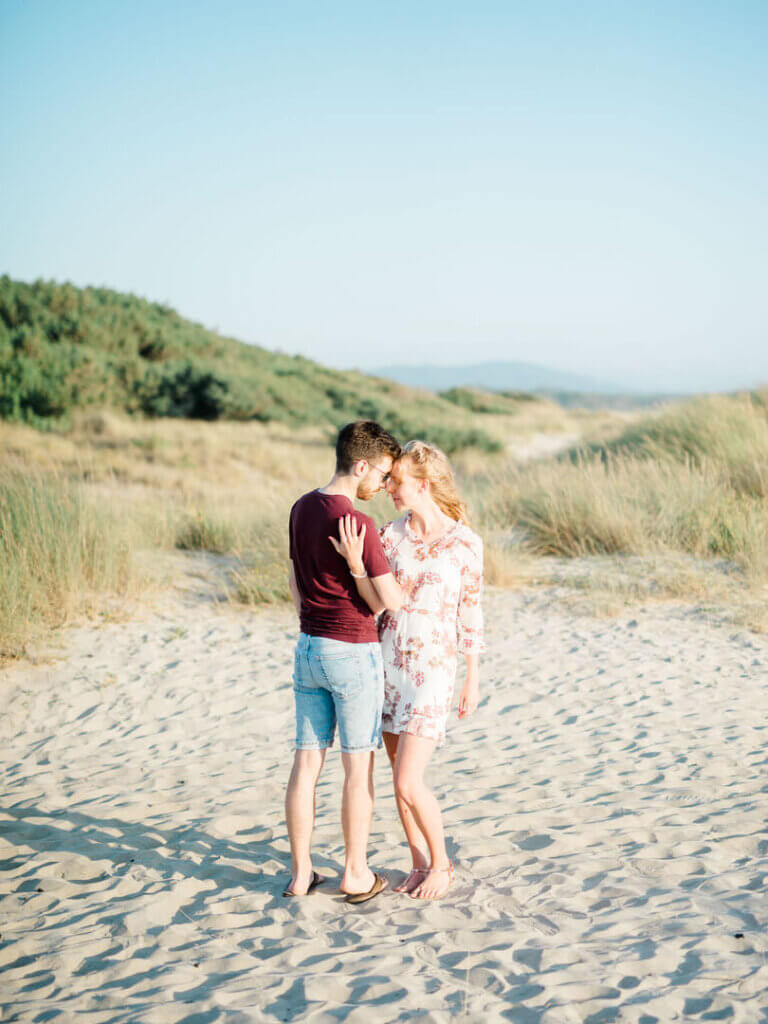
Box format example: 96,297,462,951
329,513,366,574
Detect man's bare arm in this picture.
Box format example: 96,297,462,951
288,560,302,617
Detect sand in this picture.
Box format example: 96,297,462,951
2,577,767,1023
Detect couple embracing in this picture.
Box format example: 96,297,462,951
284,421,485,903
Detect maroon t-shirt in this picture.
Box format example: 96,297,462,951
289,490,390,643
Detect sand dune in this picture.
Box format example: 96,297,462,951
2,581,767,1022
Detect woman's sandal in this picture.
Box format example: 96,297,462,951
410,861,454,901
394,867,427,893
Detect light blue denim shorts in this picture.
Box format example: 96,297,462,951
293,633,384,753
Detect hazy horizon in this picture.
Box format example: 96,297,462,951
2,2,766,393
4,269,765,396
363,358,768,396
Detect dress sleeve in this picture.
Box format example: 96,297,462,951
457,532,486,654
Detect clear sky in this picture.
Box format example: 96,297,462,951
1,1,766,392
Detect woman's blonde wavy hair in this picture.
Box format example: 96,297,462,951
399,440,470,525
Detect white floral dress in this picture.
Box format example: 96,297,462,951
378,514,485,745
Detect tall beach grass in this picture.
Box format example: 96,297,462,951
0,469,137,658
481,393,768,580
514,453,768,575
3,391,767,655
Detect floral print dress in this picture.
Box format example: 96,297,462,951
378,513,485,745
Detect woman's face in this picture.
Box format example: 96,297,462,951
386,458,425,511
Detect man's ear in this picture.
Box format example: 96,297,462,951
353,459,368,478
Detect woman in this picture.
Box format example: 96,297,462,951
333,440,485,900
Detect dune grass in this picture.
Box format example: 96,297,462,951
175,511,238,555
507,394,768,578
229,515,293,605
516,455,767,564
0,469,137,658
160,394,768,597
3,391,767,656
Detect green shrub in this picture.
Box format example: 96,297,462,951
0,276,501,451
439,387,529,415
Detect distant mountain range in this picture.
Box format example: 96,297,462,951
370,360,766,399
371,361,618,394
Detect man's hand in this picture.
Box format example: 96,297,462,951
457,676,479,719
329,513,366,575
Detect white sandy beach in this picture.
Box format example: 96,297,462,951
2,572,767,1023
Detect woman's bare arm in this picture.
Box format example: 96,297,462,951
369,572,403,612
351,573,387,615
458,653,480,718
329,514,402,613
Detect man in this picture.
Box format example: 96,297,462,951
284,420,403,903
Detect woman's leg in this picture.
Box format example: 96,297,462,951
383,731,430,892
392,733,452,899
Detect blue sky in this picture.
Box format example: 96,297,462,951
1,1,766,391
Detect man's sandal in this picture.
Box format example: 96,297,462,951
410,862,454,900
282,871,324,898
344,872,388,905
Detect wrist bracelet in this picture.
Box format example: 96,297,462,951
350,568,368,579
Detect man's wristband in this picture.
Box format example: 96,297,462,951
350,566,368,579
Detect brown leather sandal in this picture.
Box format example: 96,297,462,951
282,871,323,898
344,872,388,905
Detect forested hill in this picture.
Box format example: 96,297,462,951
0,277,498,452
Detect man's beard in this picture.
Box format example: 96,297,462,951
356,482,377,501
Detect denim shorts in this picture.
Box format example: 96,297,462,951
293,633,384,753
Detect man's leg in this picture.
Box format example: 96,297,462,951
285,747,326,895
339,749,376,895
